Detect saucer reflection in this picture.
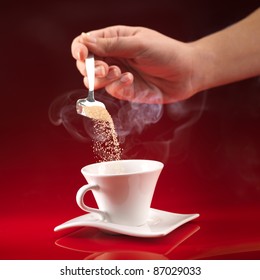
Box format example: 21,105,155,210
55,223,200,260
84,251,168,260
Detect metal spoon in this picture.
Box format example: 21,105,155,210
76,53,106,118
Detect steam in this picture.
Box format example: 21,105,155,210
49,80,260,198
120,92,208,163
48,89,164,144
114,99,163,141
165,92,207,162
48,88,207,163
49,89,92,142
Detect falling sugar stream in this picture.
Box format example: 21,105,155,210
86,106,122,162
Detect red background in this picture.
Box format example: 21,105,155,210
1,0,260,259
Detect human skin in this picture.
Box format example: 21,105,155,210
71,8,260,104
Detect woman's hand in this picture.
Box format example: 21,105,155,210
71,26,197,103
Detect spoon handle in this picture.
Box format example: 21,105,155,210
86,53,95,93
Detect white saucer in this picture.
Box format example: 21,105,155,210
54,209,199,238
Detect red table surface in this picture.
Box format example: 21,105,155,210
1,85,260,260
1,0,260,260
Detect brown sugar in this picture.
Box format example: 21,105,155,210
85,106,122,162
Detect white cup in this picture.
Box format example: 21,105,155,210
76,159,164,226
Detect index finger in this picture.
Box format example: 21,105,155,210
71,35,89,61
86,25,137,38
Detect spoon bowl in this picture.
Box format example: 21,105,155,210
76,53,106,119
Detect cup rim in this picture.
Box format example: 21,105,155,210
81,159,164,177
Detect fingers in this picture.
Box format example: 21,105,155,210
71,35,87,61
80,32,142,58
71,26,139,96
104,73,134,101
71,26,144,60
83,66,128,89
71,33,96,61
76,59,109,77
86,25,137,38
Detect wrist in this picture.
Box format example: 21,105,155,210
188,39,217,94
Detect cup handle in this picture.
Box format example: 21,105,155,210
76,184,106,220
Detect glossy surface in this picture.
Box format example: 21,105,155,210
1,0,260,260
54,209,199,237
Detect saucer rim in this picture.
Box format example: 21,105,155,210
54,208,199,238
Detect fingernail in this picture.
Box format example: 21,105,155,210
120,74,131,83
82,32,97,43
95,66,106,76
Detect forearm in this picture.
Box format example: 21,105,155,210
191,8,260,93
